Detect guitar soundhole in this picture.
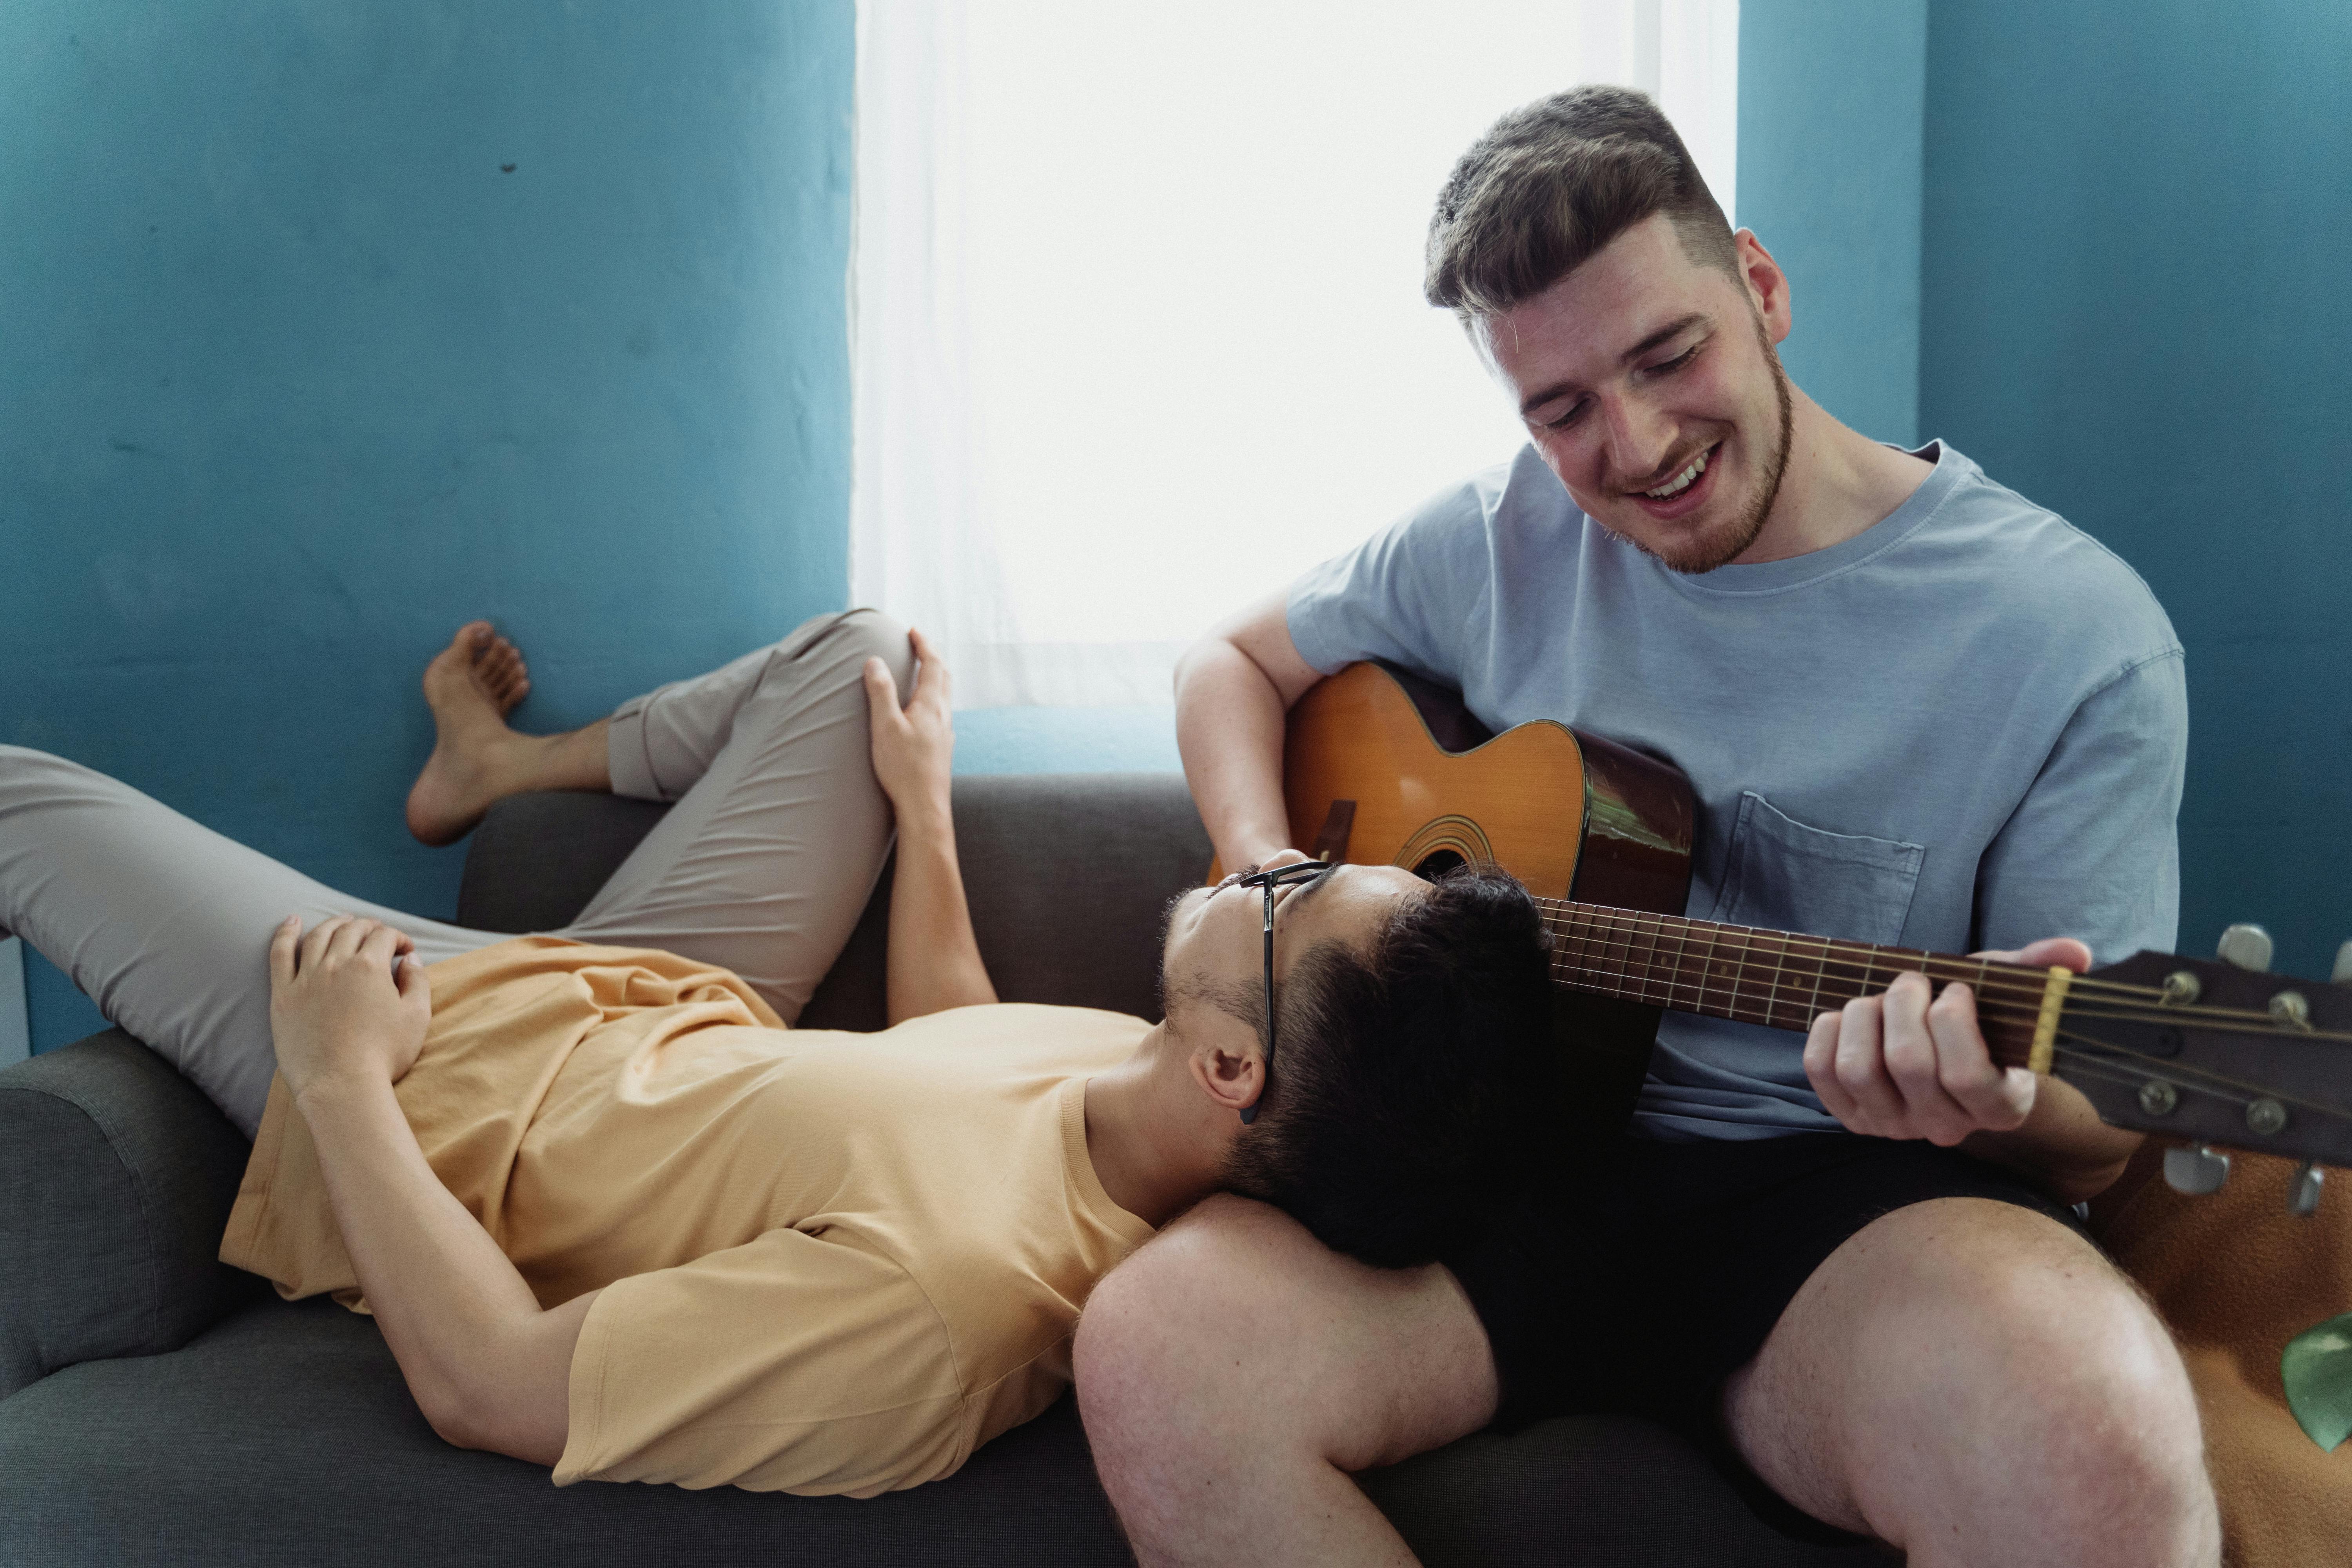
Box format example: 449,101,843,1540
1412,849,1467,882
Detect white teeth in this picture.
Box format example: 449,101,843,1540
1644,447,1709,499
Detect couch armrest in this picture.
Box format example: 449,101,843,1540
0,1031,260,1399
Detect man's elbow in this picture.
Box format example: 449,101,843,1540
1170,633,1235,703
414,1377,564,1466
415,1379,489,1451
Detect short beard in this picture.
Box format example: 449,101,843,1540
1156,888,1267,1042
1633,312,1795,575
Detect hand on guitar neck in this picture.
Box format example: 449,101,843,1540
1803,934,2143,1201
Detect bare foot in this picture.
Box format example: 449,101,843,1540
405,622,534,846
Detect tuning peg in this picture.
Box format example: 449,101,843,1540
2163,1143,2232,1196
2217,924,2274,973
2290,1161,2327,1218
2332,942,2352,987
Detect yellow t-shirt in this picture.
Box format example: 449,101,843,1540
219,937,1156,1497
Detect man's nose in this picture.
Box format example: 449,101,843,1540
1597,393,1675,490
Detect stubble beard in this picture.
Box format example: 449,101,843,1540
1625,314,1796,576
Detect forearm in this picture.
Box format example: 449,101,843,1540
1964,1078,2144,1204
294,1074,590,1462
884,794,998,1024
1174,637,1296,871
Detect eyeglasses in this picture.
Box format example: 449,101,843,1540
1234,860,1332,1125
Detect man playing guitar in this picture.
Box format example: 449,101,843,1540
1075,87,2214,1566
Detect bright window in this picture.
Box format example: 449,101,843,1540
854,1,1739,706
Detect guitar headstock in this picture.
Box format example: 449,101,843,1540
2055,947,2352,1178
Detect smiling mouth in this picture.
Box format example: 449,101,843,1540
1640,444,1715,500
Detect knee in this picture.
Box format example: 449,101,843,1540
1888,1221,2211,1539
828,609,914,686
1944,1235,2197,1434
1076,1197,1335,1474
1078,1203,1269,1450
762,610,914,696
2032,1283,2207,1507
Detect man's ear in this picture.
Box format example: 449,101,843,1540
1732,228,1792,346
1186,1029,1263,1121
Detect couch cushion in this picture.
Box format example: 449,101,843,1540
0,1296,1875,1567
0,1033,261,1399
457,775,1215,1031
0,1297,1124,1568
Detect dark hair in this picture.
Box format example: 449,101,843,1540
1425,84,1737,321
1218,865,1556,1269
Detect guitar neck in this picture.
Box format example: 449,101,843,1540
1537,898,2054,1064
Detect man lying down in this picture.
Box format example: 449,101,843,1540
0,610,1555,1496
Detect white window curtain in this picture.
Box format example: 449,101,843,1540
851,1,1739,708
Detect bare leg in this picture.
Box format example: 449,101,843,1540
405,622,611,846
1076,1194,1495,1567
1725,1197,2219,1566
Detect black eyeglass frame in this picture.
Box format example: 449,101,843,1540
1234,860,1333,1125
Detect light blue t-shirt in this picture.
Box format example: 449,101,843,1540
1287,441,2188,1141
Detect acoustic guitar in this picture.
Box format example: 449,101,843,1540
1237,660,2352,1208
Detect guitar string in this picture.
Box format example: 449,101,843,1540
1540,935,2063,1013
1552,911,2327,1032
1543,904,2180,1010
1539,905,2328,1030
1538,908,2152,1008
1539,944,2352,1046
1535,929,2352,1054
2050,1034,2352,1127
1537,940,2352,1129
1536,913,2103,1016
1534,922,2352,1123
1535,900,2180,1007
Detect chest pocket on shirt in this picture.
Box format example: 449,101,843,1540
1707,792,1925,947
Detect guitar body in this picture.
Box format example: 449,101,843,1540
1243,661,1699,1138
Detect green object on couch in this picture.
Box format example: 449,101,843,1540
2283,1311,2352,1452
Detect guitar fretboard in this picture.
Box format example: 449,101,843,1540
1537,898,2045,1047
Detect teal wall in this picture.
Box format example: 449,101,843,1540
15,3,2344,1052
1,1,857,1050
1918,0,2352,980
1737,0,1928,446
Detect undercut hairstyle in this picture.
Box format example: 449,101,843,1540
1218,866,1557,1269
1425,84,1737,321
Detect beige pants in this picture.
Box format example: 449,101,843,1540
0,610,913,1136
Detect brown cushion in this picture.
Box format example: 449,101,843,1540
2093,1142,2352,1566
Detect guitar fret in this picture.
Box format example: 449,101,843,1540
1700,921,1724,1020
1740,925,1770,1028
1749,924,1775,1025
1638,915,1666,1006
1668,918,1694,1011
1765,929,1792,1030
1724,924,1745,1022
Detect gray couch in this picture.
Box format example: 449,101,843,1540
0,775,1878,1565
